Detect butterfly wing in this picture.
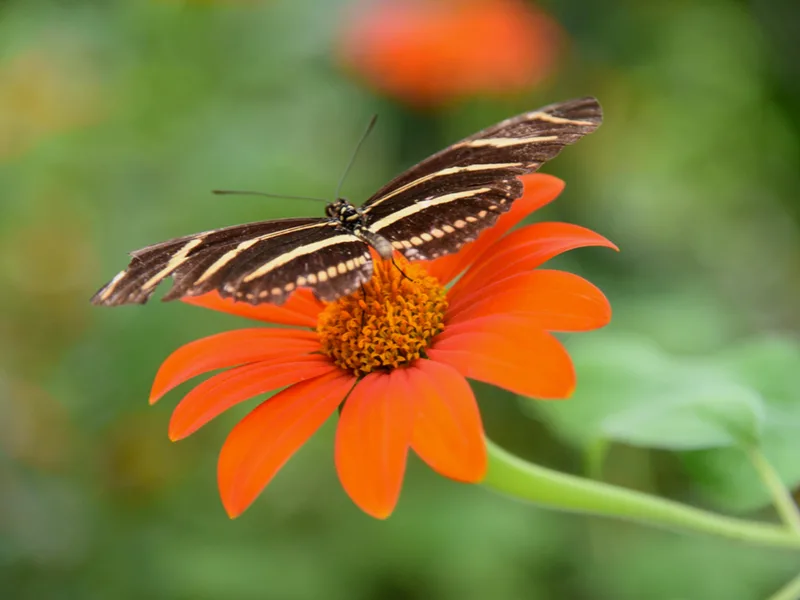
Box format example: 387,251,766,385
92,97,601,307
361,97,602,260
91,218,374,306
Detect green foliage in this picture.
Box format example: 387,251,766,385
2,0,800,598
529,333,800,513
685,339,800,512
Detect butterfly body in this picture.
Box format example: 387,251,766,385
325,198,394,260
92,97,603,307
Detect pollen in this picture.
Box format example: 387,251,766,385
317,257,448,377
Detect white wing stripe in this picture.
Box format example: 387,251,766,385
142,238,204,290
242,234,358,282
370,188,491,232
456,135,558,149
195,222,331,284
366,162,522,211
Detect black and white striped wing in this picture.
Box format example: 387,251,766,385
91,218,374,306
361,97,602,260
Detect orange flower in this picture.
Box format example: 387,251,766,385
151,174,616,519
338,0,562,107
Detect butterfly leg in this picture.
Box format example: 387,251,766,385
391,258,414,282
359,283,369,330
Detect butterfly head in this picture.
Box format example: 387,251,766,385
326,198,362,224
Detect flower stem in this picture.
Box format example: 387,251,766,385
584,437,609,480
767,571,800,600
747,447,800,534
483,438,800,550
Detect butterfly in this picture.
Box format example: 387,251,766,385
91,97,602,307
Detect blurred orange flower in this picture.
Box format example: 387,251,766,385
151,174,615,519
155,0,265,4
338,0,562,107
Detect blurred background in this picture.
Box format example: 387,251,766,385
2,0,800,598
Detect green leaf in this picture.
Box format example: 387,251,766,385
600,378,764,450
717,336,800,406
529,333,800,513
526,334,677,448
681,337,800,512
527,334,764,451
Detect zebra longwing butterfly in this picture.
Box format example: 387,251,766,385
92,97,602,307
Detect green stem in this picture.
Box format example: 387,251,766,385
747,447,800,534
584,437,610,480
767,571,800,600
482,438,800,550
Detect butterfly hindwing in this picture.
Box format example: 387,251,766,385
366,179,523,260
214,227,373,304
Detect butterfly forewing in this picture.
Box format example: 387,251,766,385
364,97,601,204
362,96,601,260
92,97,602,307
92,218,372,306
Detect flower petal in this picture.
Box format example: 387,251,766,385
408,359,486,482
218,370,354,518
447,270,612,332
338,0,562,107
429,315,575,398
453,222,617,297
421,174,564,285
335,370,414,519
183,289,323,328
150,328,320,404
169,355,338,441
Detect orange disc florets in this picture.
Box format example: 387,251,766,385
317,258,448,377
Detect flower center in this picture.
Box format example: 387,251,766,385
317,257,448,377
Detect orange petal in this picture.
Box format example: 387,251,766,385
150,328,320,403
335,370,414,519
169,355,338,441
447,270,612,332
218,370,354,518
453,222,617,297
421,174,564,285
408,359,486,482
183,289,323,328
429,315,575,398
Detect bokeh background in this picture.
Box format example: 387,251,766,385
2,0,800,598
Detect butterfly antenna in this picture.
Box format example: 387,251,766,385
212,190,329,203
334,114,378,200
